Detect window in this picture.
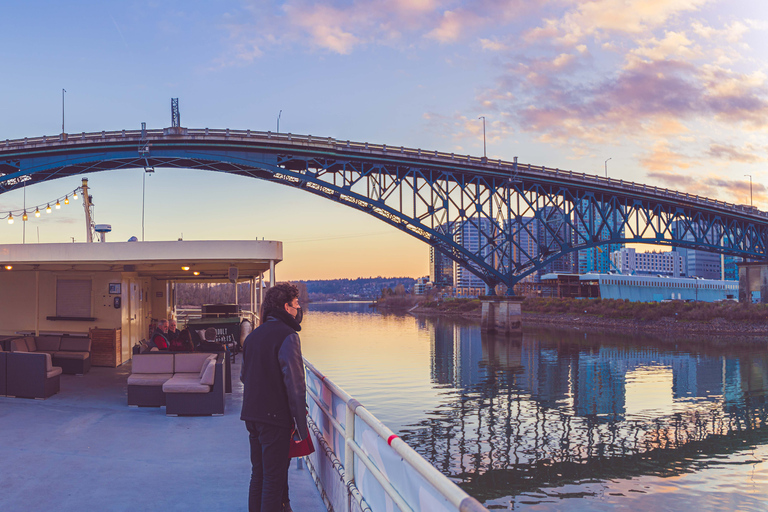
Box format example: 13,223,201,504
56,279,92,318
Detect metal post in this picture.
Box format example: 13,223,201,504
344,401,356,488
142,171,146,241
269,260,275,288
604,157,612,178
277,110,282,134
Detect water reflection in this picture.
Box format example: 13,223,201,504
402,319,768,503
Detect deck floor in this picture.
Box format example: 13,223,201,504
0,357,327,512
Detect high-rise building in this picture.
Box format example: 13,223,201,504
536,206,575,277
430,222,455,287
671,220,722,279
454,218,494,295
610,247,683,276
574,199,625,274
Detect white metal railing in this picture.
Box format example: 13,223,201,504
302,359,487,512
1,127,764,220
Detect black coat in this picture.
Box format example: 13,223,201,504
240,315,308,439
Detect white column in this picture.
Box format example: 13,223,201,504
269,259,275,288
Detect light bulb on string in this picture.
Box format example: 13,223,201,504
7,214,13,224
64,196,69,205
46,204,51,214
22,211,28,222
55,200,61,209
34,208,40,218
73,190,78,200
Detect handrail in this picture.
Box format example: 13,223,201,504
1,127,763,219
303,358,487,512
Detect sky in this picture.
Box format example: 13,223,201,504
0,0,766,280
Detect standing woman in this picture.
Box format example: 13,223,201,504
240,283,307,512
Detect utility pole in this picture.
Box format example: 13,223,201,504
604,157,612,178
478,116,486,158
82,178,94,242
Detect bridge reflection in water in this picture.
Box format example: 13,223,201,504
400,319,768,502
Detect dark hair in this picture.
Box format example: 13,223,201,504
260,282,300,325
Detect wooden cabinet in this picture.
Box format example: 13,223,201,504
90,328,122,367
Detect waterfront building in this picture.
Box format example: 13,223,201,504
574,199,625,274
580,273,738,302
610,247,683,277
413,276,430,295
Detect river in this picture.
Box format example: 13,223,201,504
301,302,768,511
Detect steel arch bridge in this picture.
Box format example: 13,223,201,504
1,127,766,293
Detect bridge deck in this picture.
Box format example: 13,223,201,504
0,358,327,512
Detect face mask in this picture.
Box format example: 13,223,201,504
294,306,303,324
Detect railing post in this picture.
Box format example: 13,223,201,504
344,398,359,489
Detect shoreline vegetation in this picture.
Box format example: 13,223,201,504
376,296,768,341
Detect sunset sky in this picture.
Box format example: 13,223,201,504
0,1,766,280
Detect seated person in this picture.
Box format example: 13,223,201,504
196,327,225,352
169,328,195,352
147,319,171,351
167,318,181,345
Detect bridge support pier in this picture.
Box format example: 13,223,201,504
480,296,523,334
738,262,768,304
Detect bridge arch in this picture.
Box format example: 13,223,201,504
1,128,766,293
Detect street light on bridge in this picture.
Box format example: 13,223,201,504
604,157,611,178
744,174,753,206
478,116,486,158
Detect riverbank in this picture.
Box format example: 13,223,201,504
405,298,768,340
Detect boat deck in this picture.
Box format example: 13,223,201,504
0,358,327,511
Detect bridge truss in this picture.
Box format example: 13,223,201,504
1,128,766,293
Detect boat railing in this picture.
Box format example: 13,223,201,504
303,359,487,512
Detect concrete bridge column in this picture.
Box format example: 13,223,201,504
738,262,768,304
480,295,523,334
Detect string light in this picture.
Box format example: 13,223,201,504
4,265,11,270
181,266,190,271
1,185,83,226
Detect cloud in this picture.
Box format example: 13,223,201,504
423,111,514,151
707,143,764,163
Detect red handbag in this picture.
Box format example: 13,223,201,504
289,431,315,458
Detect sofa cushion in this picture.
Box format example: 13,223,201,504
54,351,90,360
36,336,62,352
198,354,216,378
127,373,174,386
163,374,211,393
131,354,174,374
10,339,29,352
47,366,63,378
60,337,91,352
174,353,214,373
200,359,216,386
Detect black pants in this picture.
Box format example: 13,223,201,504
246,421,291,512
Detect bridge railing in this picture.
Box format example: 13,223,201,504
303,358,487,512
2,128,764,218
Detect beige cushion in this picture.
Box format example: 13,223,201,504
127,373,173,386
174,353,214,373
10,339,29,352
131,354,174,373
54,351,90,360
198,354,216,378
23,337,37,352
163,374,211,393
200,359,216,386
43,353,54,371
35,336,61,352
46,366,63,378
60,337,91,352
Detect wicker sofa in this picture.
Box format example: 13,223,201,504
127,352,225,416
8,336,91,375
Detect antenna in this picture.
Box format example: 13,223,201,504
171,98,180,128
